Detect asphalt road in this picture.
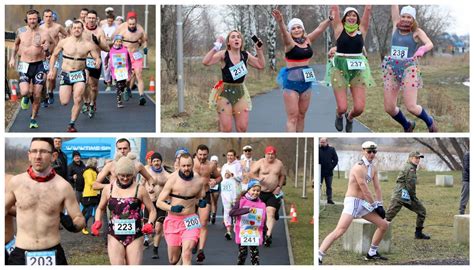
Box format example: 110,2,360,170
7,84,156,133
248,64,371,132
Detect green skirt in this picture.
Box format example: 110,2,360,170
325,54,375,89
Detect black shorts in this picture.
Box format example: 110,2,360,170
144,202,168,224
8,243,68,265
60,70,87,86
204,191,211,205
259,191,281,220
87,61,102,80
5,237,16,265
209,183,221,193
18,61,46,85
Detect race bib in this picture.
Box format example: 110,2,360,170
133,51,143,60
391,46,409,59
43,60,50,71
302,68,316,82
346,59,366,70
221,183,233,192
113,219,136,235
229,61,248,81
184,215,201,230
68,71,85,83
240,231,259,246
5,238,15,255
210,184,219,191
25,250,56,266
401,188,411,201
86,58,96,69
114,67,128,81
54,61,60,69
361,200,374,212
17,62,29,73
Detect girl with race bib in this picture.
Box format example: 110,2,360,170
202,30,265,132
92,153,156,265
230,179,266,265
105,35,133,108
326,5,374,132
272,9,332,132
383,5,437,132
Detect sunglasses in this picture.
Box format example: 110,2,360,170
244,150,252,152
366,150,377,154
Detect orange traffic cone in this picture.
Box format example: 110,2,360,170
289,203,295,216
290,204,298,223
149,76,155,92
10,82,18,102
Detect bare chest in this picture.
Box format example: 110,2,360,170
15,183,63,215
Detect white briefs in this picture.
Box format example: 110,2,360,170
342,197,373,218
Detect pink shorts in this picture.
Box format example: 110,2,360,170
164,213,201,247
131,53,144,71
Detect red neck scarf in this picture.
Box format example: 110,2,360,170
396,21,413,32
27,166,56,182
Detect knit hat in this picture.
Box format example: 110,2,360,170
151,152,162,162
400,6,416,20
72,150,81,158
247,179,262,190
175,147,189,158
287,18,305,32
145,150,154,161
127,11,137,20
210,155,219,162
343,7,359,18
115,153,137,175
264,145,277,154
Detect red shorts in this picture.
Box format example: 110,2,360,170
163,213,201,247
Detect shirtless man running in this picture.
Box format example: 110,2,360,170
318,141,390,264
93,138,154,190
48,20,100,132
145,152,170,259
40,9,68,105
250,145,286,247
157,153,206,265
9,10,54,129
114,11,148,105
193,144,222,263
5,138,85,265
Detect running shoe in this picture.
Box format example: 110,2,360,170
123,88,130,101
345,112,353,133
67,124,77,132
225,232,232,240
335,113,343,131
41,98,48,108
196,250,205,263
428,118,438,132
105,85,112,92
81,104,88,114
143,237,149,247
127,88,133,98
48,92,54,104
29,119,39,129
139,96,146,106
211,213,216,224
264,235,272,247
88,104,96,118
364,251,388,261
117,100,124,108
21,96,30,110
82,228,89,235
405,120,416,132
152,246,159,259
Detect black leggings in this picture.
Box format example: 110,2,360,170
238,244,259,265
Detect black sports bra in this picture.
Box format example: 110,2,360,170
336,30,364,54
285,44,313,61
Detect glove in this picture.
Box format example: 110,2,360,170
198,199,207,208
60,212,81,233
142,223,154,234
91,34,100,45
213,41,222,51
374,205,386,219
91,220,102,236
170,205,184,213
413,45,427,58
143,48,148,55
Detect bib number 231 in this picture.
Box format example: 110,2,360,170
229,61,248,81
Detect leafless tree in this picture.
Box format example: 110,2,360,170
413,138,468,170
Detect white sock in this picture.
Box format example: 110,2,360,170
318,250,325,261
368,245,378,256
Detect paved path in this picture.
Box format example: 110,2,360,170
248,65,371,132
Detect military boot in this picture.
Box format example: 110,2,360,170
415,227,431,239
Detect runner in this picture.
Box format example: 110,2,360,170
318,141,390,264
79,8,89,24
145,152,170,259
203,30,265,132
99,7,115,27
114,11,149,105
48,20,101,132
93,138,154,190
272,9,332,132
250,145,286,247
326,5,374,132
40,9,68,106
173,147,190,171
193,144,222,263
221,149,243,240
105,34,133,108
383,5,437,132
209,155,222,225
386,151,431,239
82,10,110,118
9,10,54,129
229,179,266,265
5,174,16,265
100,11,118,92
92,153,156,265
156,153,206,265
5,138,85,265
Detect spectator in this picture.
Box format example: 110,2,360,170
68,151,86,203
53,137,68,181
459,151,470,214
319,138,338,204
81,158,100,235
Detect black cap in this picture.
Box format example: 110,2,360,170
151,152,162,162
72,150,81,157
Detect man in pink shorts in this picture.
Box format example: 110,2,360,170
156,153,207,265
